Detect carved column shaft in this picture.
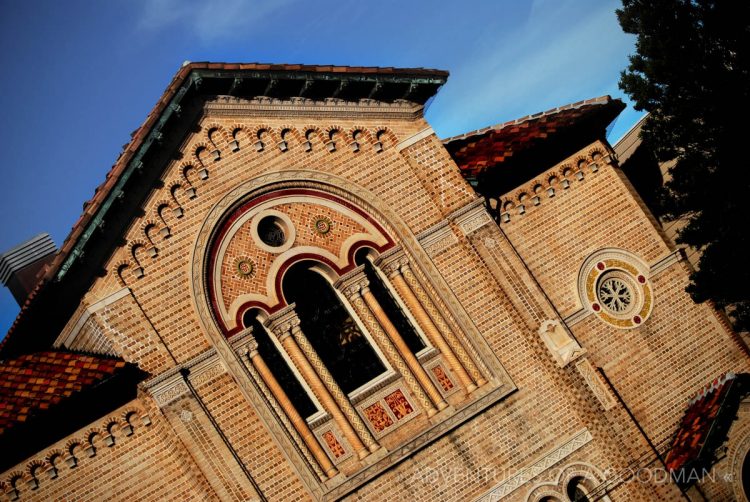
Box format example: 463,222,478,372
277,327,371,459
387,266,476,393
289,324,381,454
401,265,488,387
359,288,447,413
337,270,443,417
245,342,338,478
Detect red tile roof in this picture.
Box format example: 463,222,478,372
665,373,749,482
443,96,624,180
0,351,127,435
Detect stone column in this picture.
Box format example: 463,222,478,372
235,330,338,479
336,268,447,417
380,254,477,393
267,306,378,459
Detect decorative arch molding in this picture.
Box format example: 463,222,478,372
189,169,513,500
205,186,394,334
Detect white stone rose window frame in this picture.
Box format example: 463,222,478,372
578,249,654,329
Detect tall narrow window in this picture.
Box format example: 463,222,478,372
356,252,425,354
243,312,318,419
283,262,387,394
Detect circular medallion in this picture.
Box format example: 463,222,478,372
235,257,256,278
582,256,654,329
311,215,333,235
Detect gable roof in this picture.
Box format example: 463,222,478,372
0,62,449,358
444,96,625,189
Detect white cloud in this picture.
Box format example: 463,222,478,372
429,0,636,137
136,0,296,42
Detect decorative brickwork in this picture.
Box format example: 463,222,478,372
5,64,750,502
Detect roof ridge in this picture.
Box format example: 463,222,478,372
442,95,613,144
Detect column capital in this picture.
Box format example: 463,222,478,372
374,248,410,277
265,304,301,340
334,265,369,299
229,327,259,357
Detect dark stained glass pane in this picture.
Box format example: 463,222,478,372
283,263,386,394
243,313,317,419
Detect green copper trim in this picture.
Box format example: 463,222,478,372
55,68,446,281
55,76,194,281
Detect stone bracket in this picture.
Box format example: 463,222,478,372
145,348,227,407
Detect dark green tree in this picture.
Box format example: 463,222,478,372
617,0,750,331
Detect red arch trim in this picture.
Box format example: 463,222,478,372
206,188,394,337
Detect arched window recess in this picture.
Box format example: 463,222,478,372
280,260,393,399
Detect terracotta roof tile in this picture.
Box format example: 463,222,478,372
665,373,750,482
0,351,127,435
444,96,622,180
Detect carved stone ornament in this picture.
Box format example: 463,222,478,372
333,266,369,299
450,199,493,236
145,348,227,407
575,358,616,411
416,221,458,258
375,248,409,278
229,327,259,356
265,304,301,339
538,319,585,368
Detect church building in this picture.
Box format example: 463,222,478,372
1,62,748,501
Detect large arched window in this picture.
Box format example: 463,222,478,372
282,261,387,394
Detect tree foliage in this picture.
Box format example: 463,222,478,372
617,0,750,330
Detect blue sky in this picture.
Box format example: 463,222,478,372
0,0,642,338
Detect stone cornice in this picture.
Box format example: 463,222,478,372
447,197,486,222
374,248,409,277
333,265,369,299
451,202,494,236
415,220,458,258
55,287,130,349
265,303,300,338
205,96,424,120
396,127,436,151
649,248,683,276
229,327,258,355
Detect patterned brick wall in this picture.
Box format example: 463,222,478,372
6,97,747,502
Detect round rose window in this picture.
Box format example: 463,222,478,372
582,256,654,329
597,276,633,314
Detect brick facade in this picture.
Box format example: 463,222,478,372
2,64,748,501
